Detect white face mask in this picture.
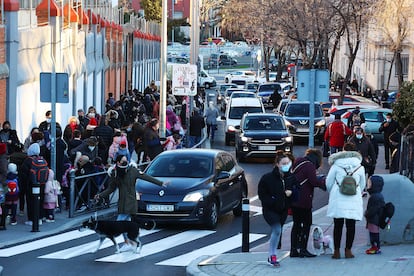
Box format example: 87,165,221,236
46,118,52,123
88,146,95,151
386,118,391,123
356,134,363,139
89,113,95,117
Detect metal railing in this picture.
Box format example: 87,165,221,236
400,133,414,182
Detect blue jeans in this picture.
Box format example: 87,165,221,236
207,124,217,140
189,136,201,148
330,146,342,154
269,222,282,256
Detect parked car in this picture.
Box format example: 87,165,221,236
223,97,265,145
235,113,293,162
224,70,256,85
325,104,378,125
256,82,282,108
209,53,237,67
342,108,392,142
283,101,326,141
136,149,248,229
167,56,189,64
198,70,217,89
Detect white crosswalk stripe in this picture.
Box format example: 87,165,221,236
38,229,160,259
156,233,266,267
95,230,216,263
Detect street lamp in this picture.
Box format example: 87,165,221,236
171,0,175,43
256,49,262,77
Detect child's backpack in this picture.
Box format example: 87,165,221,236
29,156,49,186
6,178,19,200
336,165,362,195
379,202,395,229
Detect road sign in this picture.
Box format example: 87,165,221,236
171,64,197,96
297,69,329,102
40,72,69,103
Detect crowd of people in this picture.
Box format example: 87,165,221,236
0,81,207,230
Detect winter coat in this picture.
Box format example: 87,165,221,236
99,164,163,215
189,112,205,137
365,178,385,226
204,107,219,125
326,151,366,221
43,170,58,209
5,172,19,202
143,127,163,160
324,120,352,148
291,156,326,209
258,167,288,226
379,119,401,144
348,135,376,171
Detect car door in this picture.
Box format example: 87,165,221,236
221,153,242,209
214,153,240,212
361,110,385,140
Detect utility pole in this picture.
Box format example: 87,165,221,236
159,0,168,138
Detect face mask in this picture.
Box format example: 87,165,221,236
88,146,95,151
46,118,52,123
89,113,95,117
386,118,391,123
281,162,292,173
356,134,363,139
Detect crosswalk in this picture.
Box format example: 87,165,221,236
0,227,266,266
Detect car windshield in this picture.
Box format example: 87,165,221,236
258,83,281,92
232,92,255,98
146,155,213,178
229,106,263,119
244,117,285,130
284,104,323,117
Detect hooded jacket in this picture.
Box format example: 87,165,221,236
326,151,366,220
365,175,385,226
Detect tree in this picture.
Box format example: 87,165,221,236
374,0,413,90
392,81,414,128
140,0,162,22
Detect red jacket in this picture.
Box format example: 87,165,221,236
324,120,352,148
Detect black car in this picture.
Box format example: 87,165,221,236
209,53,237,67
282,101,326,141
257,82,282,108
136,149,248,229
235,113,293,162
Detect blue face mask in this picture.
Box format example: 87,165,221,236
356,134,363,139
281,162,292,173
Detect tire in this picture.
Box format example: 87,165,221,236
224,78,229,83
205,200,218,229
205,82,210,89
225,133,231,146
235,149,245,162
233,176,248,217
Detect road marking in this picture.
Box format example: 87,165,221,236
95,230,215,263
0,229,94,257
249,205,263,216
156,233,266,266
38,229,159,259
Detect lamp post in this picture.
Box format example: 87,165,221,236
171,0,174,44
256,49,262,77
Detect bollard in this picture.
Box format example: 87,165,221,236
31,182,40,232
242,198,250,252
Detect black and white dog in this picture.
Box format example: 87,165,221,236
79,217,155,254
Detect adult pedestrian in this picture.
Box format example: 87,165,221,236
270,88,282,109
258,151,293,267
189,108,205,147
95,154,165,252
325,142,366,259
347,106,365,129
143,118,163,161
324,114,352,154
204,101,219,142
0,121,21,155
70,136,99,165
348,126,376,177
290,149,326,258
379,113,401,169
77,109,89,130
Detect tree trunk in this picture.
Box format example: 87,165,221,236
395,51,404,90
386,52,396,90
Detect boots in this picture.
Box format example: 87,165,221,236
289,248,300,258
345,248,354,258
299,248,316,258
332,249,340,259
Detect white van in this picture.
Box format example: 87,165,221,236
223,97,265,145
199,70,217,89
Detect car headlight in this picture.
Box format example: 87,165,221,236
183,190,209,202
315,119,326,127
241,136,251,142
282,136,293,143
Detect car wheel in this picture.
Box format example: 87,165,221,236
205,200,218,229
235,149,245,162
233,176,248,217
224,78,229,83
205,83,210,89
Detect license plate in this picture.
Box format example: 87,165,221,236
146,204,174,212
259,145,276,151
296,128,309,133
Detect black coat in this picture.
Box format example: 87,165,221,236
189,113,205,137
258,167,288,226
365,180,385,226
379,119,401,144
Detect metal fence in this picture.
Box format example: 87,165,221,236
399,134,414,182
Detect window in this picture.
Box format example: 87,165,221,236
395,55,409,76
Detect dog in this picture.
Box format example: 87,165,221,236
79,217,155,254
311,226,334,256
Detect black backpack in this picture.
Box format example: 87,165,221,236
29,156,49,185
379,202,395,229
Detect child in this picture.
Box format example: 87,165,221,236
43,169,59,222
4,163,19,226
364,175,385,254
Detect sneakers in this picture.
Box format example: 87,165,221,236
267,255,280,267
46,217,55,223
365,246,381,254
10,218,17,225
24,220,43,226
119,244,133,253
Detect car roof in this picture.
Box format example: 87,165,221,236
229,97,263,107
243,112,283,118
358,108,393,112
157,148,225,158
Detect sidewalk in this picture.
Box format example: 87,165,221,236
187,205,414,276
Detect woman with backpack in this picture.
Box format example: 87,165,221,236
325,142,366,259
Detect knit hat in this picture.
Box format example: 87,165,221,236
27,143,40,156
78,155,90,167
8,163,17,174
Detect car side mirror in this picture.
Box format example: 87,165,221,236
235,125,240,130
216,171,231,181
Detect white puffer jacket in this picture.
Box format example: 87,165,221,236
326,151,366,221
